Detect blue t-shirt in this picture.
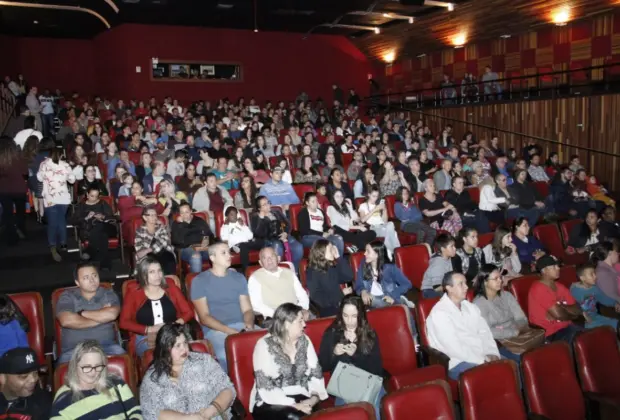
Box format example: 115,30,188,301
190,269,249,331
0,319,29,356
210,169,239,190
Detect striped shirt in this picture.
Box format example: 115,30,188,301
51,377,142,420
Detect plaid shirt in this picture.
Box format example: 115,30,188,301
135,222,174,257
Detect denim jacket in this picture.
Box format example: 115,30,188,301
355,259,412,300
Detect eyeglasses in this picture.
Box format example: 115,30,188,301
80,364,106,373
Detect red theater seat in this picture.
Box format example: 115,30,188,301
558,265,577,289
477,232,494,249
532,223,573,264
532,181,549,198
522,342,585,420
382,381,455,420
299,258,308,288
574,326,620,405
394,244,431,290
349,251,365,283
289,203,303,233
468,187,480,205
306,403,375,419
225,329,266,413
384,195,396,219
559,219,589,265
54,354,137,394
460,360,526,420
293,184,315,202
10,292,47,366
508,274,539,316
140,340,214,378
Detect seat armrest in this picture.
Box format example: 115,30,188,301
421,345,450,372
528,414,552,420
584,392,620,412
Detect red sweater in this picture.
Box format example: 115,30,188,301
119,279,194,334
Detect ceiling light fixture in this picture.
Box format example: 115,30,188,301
500,34,511,38
317,23,381,33
383,51,396,63
424,1,455,11
551,6,571,26
0,1,111,28
347,11,414,24
417,53,427,58
33,20,38,24
451,32,467,47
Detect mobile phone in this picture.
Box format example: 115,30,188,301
379,199,385,205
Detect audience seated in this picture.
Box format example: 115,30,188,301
250,196,303,270
592,241,620,302
550,167,590,218
508,169,546,228
142,160,173,196
234,174,259,213
55,263,124,363
394,186,437,246
50,340,141,419
72,186,116,270
511,217,546,273
140,323,236,420
527,154,549,183
326,189,376,252
422,234,456,298
599,205,620,240
298,192,344,256
190,242,255,371
250,303,327,419
570,263,620,330
77,164,108,197
106,149,136,181
419,179,462,237
426,272,500,380
567,209,607,255
171,201,214,274
318,295,385,419
358,185,401,258
134,206,177,275
326,167,354,202
119,256,193,357
482,227,522,281
444,176,489,234
306,239,354,317
527,255,584,344
355,241,414,309
193,173,234,232
473,265,529,362
0,295,29,357
478,175,506,225
453,227,486,284
0,347,52,419
354,167,378,199
259,166,299,209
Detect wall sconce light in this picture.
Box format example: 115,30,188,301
452,33,466,48
551,6,571,26
383,51,396,63
151,57,159,68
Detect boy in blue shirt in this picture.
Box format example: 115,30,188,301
570,264,620,329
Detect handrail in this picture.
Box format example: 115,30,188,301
0,86,17,136
367,62,620,101
392,106,620,159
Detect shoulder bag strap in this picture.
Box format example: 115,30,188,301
113,385,130,420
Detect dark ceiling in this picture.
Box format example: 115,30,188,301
0,0,459,39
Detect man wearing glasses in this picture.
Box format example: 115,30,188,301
55,262,125,363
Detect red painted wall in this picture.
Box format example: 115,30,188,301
2,24,370,103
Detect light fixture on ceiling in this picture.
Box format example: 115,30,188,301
500,34,511,39
317,23,381,33
452,32,467,48
347,11,414,24
417,53,427,58
382,13,391,17
374,27,380,34
383,51,396,63
33,20,38,24
424,1,455,11
551,6,571,26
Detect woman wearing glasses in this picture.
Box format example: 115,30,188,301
50,340,142,419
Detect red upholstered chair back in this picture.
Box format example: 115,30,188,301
299,258,308,288
293,184,315,202
460,360,526,420
289,203,303,233
306,402,375,419
349,251,365,284
508,274,539,316
10,292,46,365
415,297,440,347
394,244,431,290
532,224,565,262
54,354,137,394
305,317,334,356
225,330,267,412
368,305,418,374
522,342,585,420
532,181,549,198
185,272,199,300
468,187,480,205
52,283,114,357
574,326,620,400
558,265,577,289
560,219,582,244
354,197,365,210
477,232,494,249
384,195,396,219
99,195,117,214
140,340,214,379
382,381,454,420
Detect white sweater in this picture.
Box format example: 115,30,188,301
37,158,75,207
326,205,359,231
478,184,506,211
220,222,254,248
426,294,499,369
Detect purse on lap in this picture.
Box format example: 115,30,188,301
498,327,545,354
326,361,383,404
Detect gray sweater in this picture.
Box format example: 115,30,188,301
473,292,528,340
421,255,453,290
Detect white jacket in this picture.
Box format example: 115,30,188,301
220,222,254,248
478,184,506,211
482,244,522,275
426,294,499,369
37,158,76,207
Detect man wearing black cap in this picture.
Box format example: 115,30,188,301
528,255,584,344
0,347,51,419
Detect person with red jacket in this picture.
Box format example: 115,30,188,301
120,255,193,356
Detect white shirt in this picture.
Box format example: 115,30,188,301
426,294,499,369
248,268,309,317
220,222,254,248
479,184,506,211
327,205,359,231
308,208,325,233
14,129,42,149
359,202,384,226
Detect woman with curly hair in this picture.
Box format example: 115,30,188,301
140,323,236,420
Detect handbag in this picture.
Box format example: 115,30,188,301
499,327,545,354
326,361,383,404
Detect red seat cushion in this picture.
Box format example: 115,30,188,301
10,292,46,365
308,403,375,419
394,244,431,290
383,381,455,420
508,274,540,316
574,326,620,402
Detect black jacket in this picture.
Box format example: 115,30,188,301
250,209,290,240
171,216,214,248
509,181,541,209
444,189,477,214
0,386,52,420
306,259,353,317
318,326,384,376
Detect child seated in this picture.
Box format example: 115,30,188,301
421,233,456,298
586,175,615,208
315,182,329,209
570,264,620,329
117,173,134,197
220,206,261,270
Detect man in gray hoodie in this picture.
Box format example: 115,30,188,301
421,234,457,298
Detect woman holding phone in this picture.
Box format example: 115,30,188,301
358,185,401,259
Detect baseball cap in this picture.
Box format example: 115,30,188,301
535,255,559,272
0,347,40,374
155,137,166,144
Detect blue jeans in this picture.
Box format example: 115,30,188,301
57,343,125,364
42,113,54,137
135,334,150,357
181,247,210,273
548,324,584,346
301,234,344,256
422,289,443,299
204,321,246,373
46,204,69,247
267,238,303,271
448,362,479,380
334,386,386,420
